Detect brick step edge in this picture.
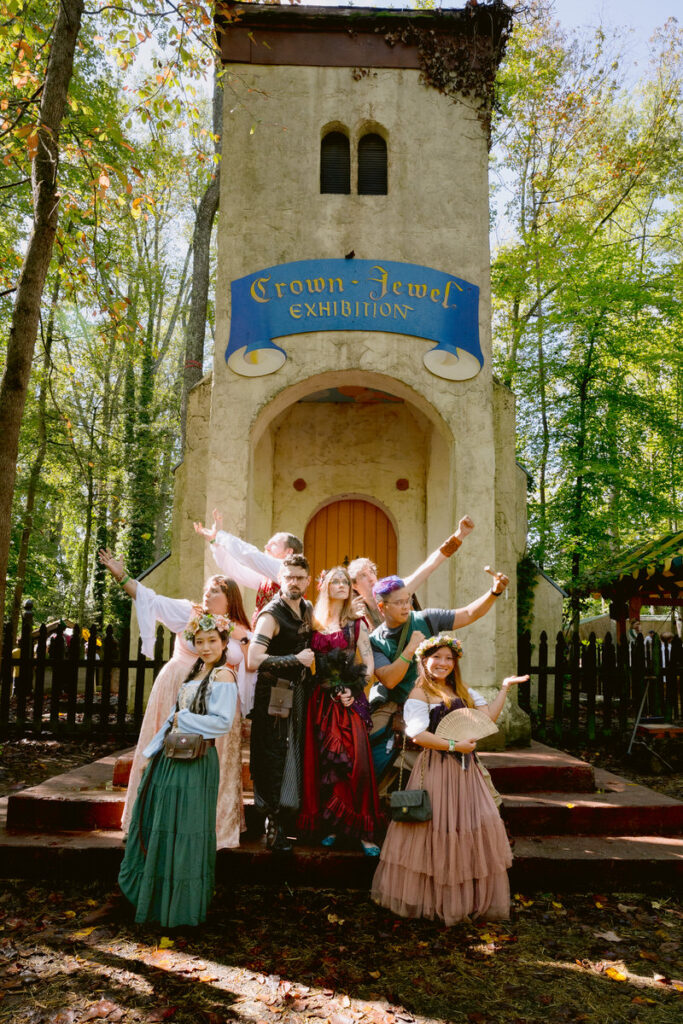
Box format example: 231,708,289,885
0,833,680,891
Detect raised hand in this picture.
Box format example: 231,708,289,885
502,674,529,689
193,520,217,541
98,548,124,581
457,515,474,538
484,566,509,595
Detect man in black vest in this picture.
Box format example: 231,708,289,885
247,554,314,852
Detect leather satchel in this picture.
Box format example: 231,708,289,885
164,713,208,760
268,682,294,718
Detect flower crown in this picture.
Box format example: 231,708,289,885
415,633,463,661
184,611,233,642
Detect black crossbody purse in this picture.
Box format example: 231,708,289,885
389,733,432,823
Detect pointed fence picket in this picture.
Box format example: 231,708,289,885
0,602,172,740
517,628,682,743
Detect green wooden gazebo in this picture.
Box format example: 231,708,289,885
588,531,683,640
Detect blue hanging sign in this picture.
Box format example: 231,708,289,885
225,258,482,381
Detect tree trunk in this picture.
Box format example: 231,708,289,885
10,274,60,636
0,0,84,650
180,67,223,447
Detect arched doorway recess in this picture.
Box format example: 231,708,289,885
304,499,397,593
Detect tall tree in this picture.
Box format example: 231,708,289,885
0,0,85,650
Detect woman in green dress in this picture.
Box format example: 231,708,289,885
118,611,239,927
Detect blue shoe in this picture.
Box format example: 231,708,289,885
361,841,381,857
321,834,337,848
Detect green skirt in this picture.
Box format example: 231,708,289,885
118,746,219,927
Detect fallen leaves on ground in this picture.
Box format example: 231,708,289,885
0,883,680,1024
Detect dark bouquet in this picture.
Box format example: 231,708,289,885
315,647,367,699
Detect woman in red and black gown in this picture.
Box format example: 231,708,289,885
297,567,385,855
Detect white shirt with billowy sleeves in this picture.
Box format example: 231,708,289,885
211,531,281,590
132,580,256,714
403,688,488,738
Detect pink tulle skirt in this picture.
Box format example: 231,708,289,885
371,750,512,926
121,653,244,849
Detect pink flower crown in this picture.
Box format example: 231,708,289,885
184,611,233,642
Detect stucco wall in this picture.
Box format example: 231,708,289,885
144,59,530,739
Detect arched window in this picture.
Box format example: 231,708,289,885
320,131,350,194
358,133,387,195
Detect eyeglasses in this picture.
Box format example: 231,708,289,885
386,598,412,608
282,574,309,583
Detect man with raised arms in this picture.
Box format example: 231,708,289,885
348,514,475,628
369,566,509,780
194,509,303,628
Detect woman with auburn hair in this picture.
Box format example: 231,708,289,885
371,633,528,924
98,549,252,849
297,566,385,855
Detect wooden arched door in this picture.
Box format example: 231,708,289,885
304,499,397,593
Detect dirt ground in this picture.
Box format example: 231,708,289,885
1,737,681,1023
0,881,681,1024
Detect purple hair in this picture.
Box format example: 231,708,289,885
372,575,405,600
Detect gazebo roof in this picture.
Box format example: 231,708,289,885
589,530,683,603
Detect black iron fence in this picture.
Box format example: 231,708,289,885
0,604,172,740
517,630,683,743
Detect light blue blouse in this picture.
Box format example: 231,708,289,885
143,670,238,759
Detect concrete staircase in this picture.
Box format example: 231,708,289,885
2,727,682,891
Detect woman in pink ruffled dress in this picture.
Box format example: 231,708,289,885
371,633,527,925
98,549,254,849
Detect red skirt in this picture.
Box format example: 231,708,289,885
297,688,385,841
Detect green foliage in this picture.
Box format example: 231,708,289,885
517,552,538,637
491,3,683,606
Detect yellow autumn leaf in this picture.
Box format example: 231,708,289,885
130,202,141,220
369,970,381,979
72,927,95,939
606,967,627,981
159,936,175,949
64,910,76,918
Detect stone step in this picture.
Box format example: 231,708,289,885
1,799,681,892
112,738,595,796
501,769,683,837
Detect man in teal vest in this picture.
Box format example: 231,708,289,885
369,570,508,779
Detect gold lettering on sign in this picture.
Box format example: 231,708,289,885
430,288,441,303
379,302,392,317
290,280,303,295
306,278,326,294
304,302,317,316
250,276,271,303
328,278,343,293
392,281,403,295
407,283,427,299
368,265,388,300
275,282,287,299
394,304,414,320
319,302,332,315
290,304,303,319
442,280,462,309
341,300,351,316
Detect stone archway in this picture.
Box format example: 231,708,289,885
304,497,397,592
